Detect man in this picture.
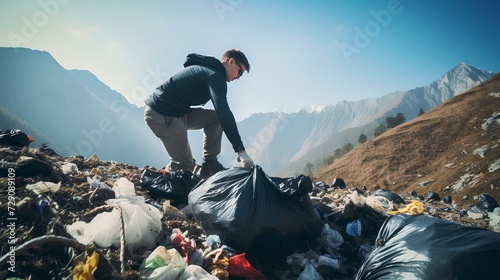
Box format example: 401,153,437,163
144,49,254,178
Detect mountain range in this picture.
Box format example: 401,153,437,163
222,62,494,176
315,72,500,206
0,47,495,176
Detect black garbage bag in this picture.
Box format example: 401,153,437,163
188,165,322,270
478,193,499,212
140,169,201,206
331,177,346,189
373,189,405,204
0,158,55,179
355,214,500,280
426,191,441,201
0,129,33,147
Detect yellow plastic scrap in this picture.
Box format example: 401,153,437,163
73,251,100,280
206,249,229,280
210,267,229,280
387,200,425,215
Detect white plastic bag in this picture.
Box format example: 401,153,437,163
142,246,173,269
113,177,136,197
61,162,78,174
140,248,187,280
317,223,344,249
26,181,61,194
87,176,109,189
66,210,120,247
298,263,323,280
67,196,162,251
180,265,218,280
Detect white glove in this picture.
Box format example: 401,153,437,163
237,151,254,169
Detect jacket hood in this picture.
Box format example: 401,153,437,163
183,53,225,74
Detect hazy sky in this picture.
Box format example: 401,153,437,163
1,0,499,120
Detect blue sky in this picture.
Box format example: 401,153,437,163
1,0,499,121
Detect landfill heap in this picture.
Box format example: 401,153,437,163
1,130,500,279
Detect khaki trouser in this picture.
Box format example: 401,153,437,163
144,105,223,171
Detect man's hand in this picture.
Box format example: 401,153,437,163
237,151,254,169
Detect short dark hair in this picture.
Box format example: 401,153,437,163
222,49,250,73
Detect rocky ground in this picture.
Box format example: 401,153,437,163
1,144,499,280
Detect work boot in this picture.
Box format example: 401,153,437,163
199,160,227,179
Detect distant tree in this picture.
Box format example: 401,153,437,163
323,155,335,165
374,124,386,137
386,113,406,128
342,143,354,154
304,162,314,176
418,108,425,116
386,116,397,128
358,133,367,144
333,148,343,159
395,112,406,124
323,143,355,167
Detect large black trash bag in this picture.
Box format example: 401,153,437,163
140,169,201,206
331,177,346,189
188,165,322,268
355,214,500,280
373,189,405,204
478,193,499,212
0,129,33,147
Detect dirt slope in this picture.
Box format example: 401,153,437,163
316,73,500,207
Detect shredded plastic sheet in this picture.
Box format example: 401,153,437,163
387,200,425,215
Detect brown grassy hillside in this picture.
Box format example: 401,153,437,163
316,73,500,207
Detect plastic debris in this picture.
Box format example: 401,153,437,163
426,191,441,201
112,177,136,197
478,193,499,212
387,200,425,215
61,162,79,174
373,189,405,204
346,219,362,237
72,251,100,280
331,178,346,189
26,181,61,194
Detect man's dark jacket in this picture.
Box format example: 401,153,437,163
145,53,245,153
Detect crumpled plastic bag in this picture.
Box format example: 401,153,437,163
67,193,162,251
316,223,344,255
26,181,61,194
180,265,219,280
142,246,172,269
87,176,109,189
113,177,136,197
140,248,187,280
61,162,79,174
298,263,323,280
227,253,265,279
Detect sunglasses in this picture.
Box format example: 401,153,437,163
235,60,244,77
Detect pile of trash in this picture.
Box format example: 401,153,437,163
1,129,500,279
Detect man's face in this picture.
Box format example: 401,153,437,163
225,58,246,82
